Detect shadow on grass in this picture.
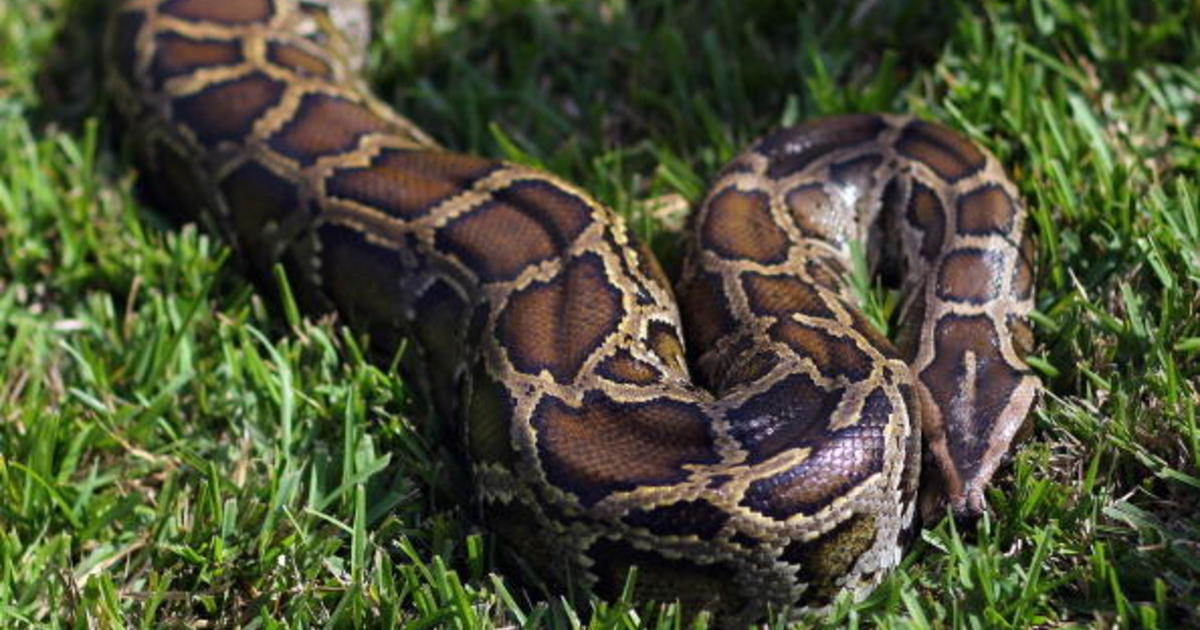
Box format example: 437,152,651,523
371,0,964,158
33,0,109,132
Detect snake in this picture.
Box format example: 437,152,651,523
104,0,1039,624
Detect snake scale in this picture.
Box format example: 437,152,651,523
105,0,1039,623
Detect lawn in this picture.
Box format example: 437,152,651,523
1,0,1198,628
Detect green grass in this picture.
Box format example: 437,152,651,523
2,0,1199,627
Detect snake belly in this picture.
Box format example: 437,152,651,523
105,0,1038,623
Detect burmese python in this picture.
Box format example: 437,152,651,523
105,0,1039,623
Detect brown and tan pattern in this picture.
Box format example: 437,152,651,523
105,0,1039,624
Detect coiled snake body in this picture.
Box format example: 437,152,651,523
106,0,1038,623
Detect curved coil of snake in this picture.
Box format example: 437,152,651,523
105,0,1039,624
